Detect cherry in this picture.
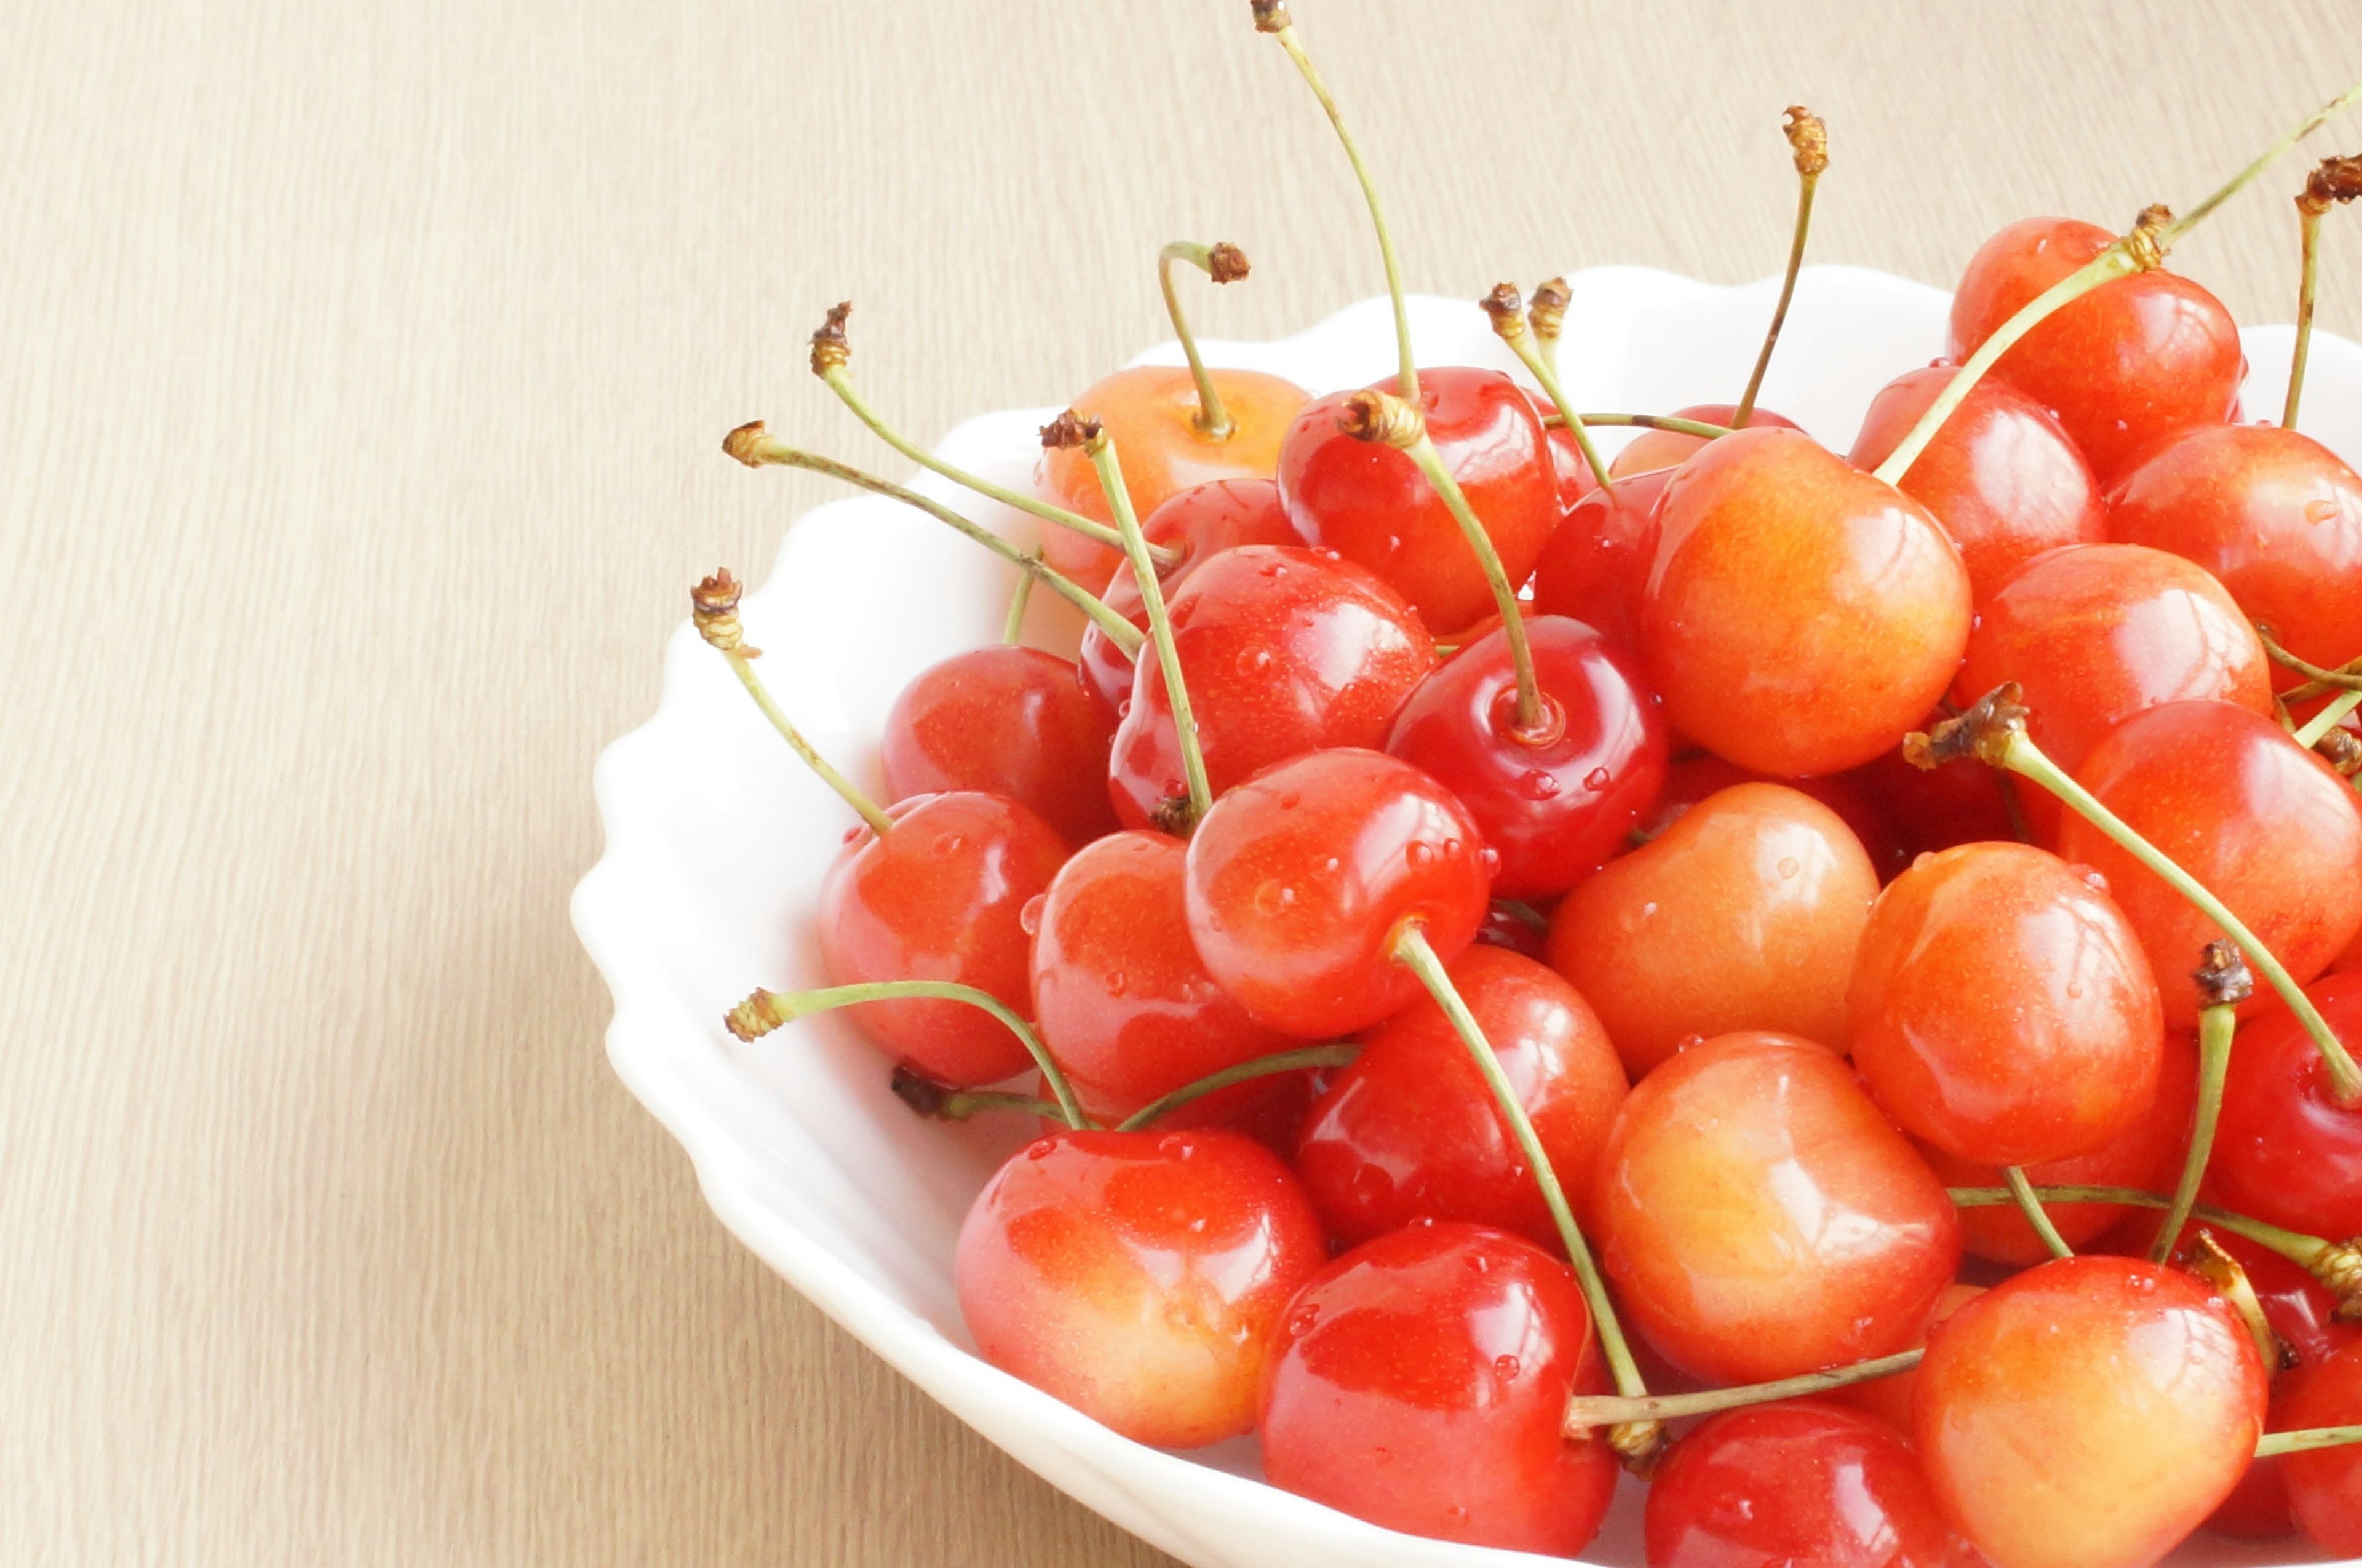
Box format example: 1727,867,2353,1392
2214,971,2362,1243
1183,748,1490,1038
1549,782,1879,1078
2276,1337,2362,1551
2104,421,2362,686
954,1127,1326,1449
1292,944,1628,1249
1848,725,2019,861
1610,402,1800,477
1644,1399,1984,1568
1828,1283,1984,1435
1529,463,1674,651
1278,366,1560,635
1637,753,1909,884
1385,615,1669,899
1473,901,1550,960
1076,477,1308,717
1848,841,2163,1166
1594,1031,1962,1385
1256,1220,1620,1556
1946,216,2244,483
1914,1255,2267,1568
1638,426,1971,776
880,645,1119,845
2054,699,2362,1028
2202,1235,2361,1540
1107,545,1436,829
1848,363,2106,597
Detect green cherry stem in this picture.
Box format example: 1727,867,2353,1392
890,1066,1065,1124
2153,943,2251,1264
725,981,1092,1131
804,304,1178,570
2296,688,2362,750
1562,1350,1925,1429
1558,411,1736,441
2003,1164,2074,1259
1115,1045,1361,1132
1343,388,1543,733
2260,1425,2362,1457
1253,0,1416,400
1390,925,1662,1468
722,424,1145,658
1481,284,1614,493
2286,154,2362,430
1160,241,1251,440
690,570,895,837
1001,547,1041,644
1734,107,1827,428
1947,1184,2362,1294
1908,685,2362,1104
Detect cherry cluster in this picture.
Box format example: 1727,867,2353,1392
698,9,2362,1566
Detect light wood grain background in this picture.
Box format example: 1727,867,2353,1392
4,2,2357,1562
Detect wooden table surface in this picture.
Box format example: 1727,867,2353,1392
5,2,2357,1561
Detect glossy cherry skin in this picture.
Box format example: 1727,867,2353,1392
2202,1235,2362,1539
1645,1399,1986,1568
1849,728,2019,862
2106,421,2362,685
955,1127,1326,1448
1610,402,1800,478
2213,971,2362,1242
1184,748,1492,1039
1849,363,2106,597
1036,365,1310,589
1292,945,1628,1249
1638,753,1909,885
1849,842,2163,1165
1639,428,1972,777
1075,477,1308,717
1278,366,1559,636
2277,1339,2362,1551
1594,1031,1963,1385
816,791,1070,1086
1914,1255,2267,1568
1531,464,1674,650
1947,216,2245,482
1385,615,1669,899
1028,830,1294,1127
1549,783,1879,1078
1257,1220,1619,1556
1108,545,1436,828
1829,1283,1985,1435
2056,700,2362,1028
880,645,1118,845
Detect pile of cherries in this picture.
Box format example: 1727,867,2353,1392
698,8,2362,1566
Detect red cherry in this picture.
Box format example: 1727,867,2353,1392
1028,829,1295,1126
1827,1282,1985,1435
2275,1337,2362,1551
1947,216,2244,482
1914,1255,2267,1568
1530,464,1674,651
1473,902,1551,960
1610,402,1800,477
1292,945,1628,1249
880,645,1118,845
2201,1228,2362,1537
2213,971,2362,1242
2055,700,2362,1028
1385,615,1669,899
1183,748,1491,1039
1848,842,2163,1166
1107,545,1436,829
2105,421,2362,685
1848,723,2019,860
1257,1220,1620,1556
816,791,1069,1086
1278,365,1559,635
1848,363,2106,597
955,1127,1326,1448
1644,1399,1984,1568
1594,1031,1962,1385
1638,427,1971,776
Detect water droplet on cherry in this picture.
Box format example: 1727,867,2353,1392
1019,894,1045,936
1583,766,1612,792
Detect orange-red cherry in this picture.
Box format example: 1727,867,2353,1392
1530,464,1674,651
1609,402,1799,478
880,645,1118,844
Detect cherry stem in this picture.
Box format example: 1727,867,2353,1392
1527,277,1570,381
689,570,896,837
1734,107,1827,427
2259,1425,2362,1457
1113,1045,1361,1132
2258,624,2362,692
1078,418,1212,826
1562,1350,1924,1429
890,1066,1064,1124
1001,548,1041,644
2297,688,2362,750
2186,1231,2293,1371
1390,925,1662,1467
1557,411,1736,440
1159,241,1249,440
2153,944,2252,1264
1482,283,1614,493
1877,81,2362,488
1948,1184,2348,1283
1255,2,1415,400
1495,899,1549,932
2003,1165,2074,1259
722,426,1145,657
723,981,1091,1131
2289,203,2328,430
804,306,1178,570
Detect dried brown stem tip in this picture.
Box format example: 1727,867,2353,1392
2123,204,2176,273
2300,154,2362,216
1038,410,1100,451
1784,106,1829,176
2319,727,2362,778
691,569,757,656
889,1065,952,1119
1901,682,2029,770
722,420,769,467
1608,1420,1668,1476
2195,941,2257,1011
1479,282,1528,342
1206,242,1252,284
1338,387,1426,449
723,987,784,1043
1527,277,1570,341
1251,0,1290,33
2186,1230,2297,1370
809,301,852,375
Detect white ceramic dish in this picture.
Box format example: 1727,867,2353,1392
572,266,2362,1567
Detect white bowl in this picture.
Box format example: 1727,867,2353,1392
572,266,2362,1568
